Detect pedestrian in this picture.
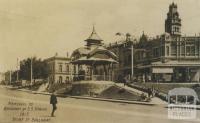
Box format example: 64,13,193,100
151,86,155,97
123,76,127,86
147,88,151,98
50,91,57,117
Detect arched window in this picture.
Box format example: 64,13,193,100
66,64,69,73
59,76,63,83
66,76,69,83
59,64,62,72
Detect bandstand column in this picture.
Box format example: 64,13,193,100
110,63,113,81
91,67,93,80
103,64,106,81
186,95,188,104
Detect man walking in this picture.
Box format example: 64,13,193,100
50,92,57,117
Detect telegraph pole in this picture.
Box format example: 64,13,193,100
30,57,33,86
131,43,134,81
9,70,12,85
16,58,19,81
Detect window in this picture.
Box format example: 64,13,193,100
66,76,69,83
143,52,146,58
186,45,195,56
74,65,76,74
153,48,160,57
171,43,177,56
186,46,190,55
100,69,103,75
181,44,185,56
59,64,62,72
177,27,179,32
66,64,69,73
59,76,63,83
166,46,170,56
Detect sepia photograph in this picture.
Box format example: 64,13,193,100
0,0,200,123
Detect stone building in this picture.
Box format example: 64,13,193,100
3,71,12,84
0,72,5,84
134,2,200,82
108,2,200,83
106,34,135,82
45,53,73,84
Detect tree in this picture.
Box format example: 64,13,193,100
19,57,48,81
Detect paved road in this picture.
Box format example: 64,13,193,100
0,86,199,123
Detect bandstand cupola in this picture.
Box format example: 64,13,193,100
85,26,103,47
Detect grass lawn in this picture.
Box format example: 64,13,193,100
69,82,143,101
99,85,142,101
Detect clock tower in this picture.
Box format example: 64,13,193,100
165,2,181,37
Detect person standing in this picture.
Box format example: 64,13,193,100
123,76,127,86
147,88,152,98
50,92,57,117
151,86,155,97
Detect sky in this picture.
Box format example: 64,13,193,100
0,0,200,72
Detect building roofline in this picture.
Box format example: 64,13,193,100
45,56,71,62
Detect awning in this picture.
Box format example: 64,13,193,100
152,61,200,67
152,68,173,73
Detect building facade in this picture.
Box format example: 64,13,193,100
135,2,200,82
108,2,200,83
46,2,200,83
0,72,5,84
106,35,134,82
45,54,73,84
3,71,12,84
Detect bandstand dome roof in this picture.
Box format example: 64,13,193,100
85,26,103,42
88,46,117,59
72,47,91,56
71,26,118,65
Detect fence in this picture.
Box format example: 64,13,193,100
73,74,113,81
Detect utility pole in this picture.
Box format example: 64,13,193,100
131,43,134,81
9,70,12,85
30,57,33,86
16,58,19,82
